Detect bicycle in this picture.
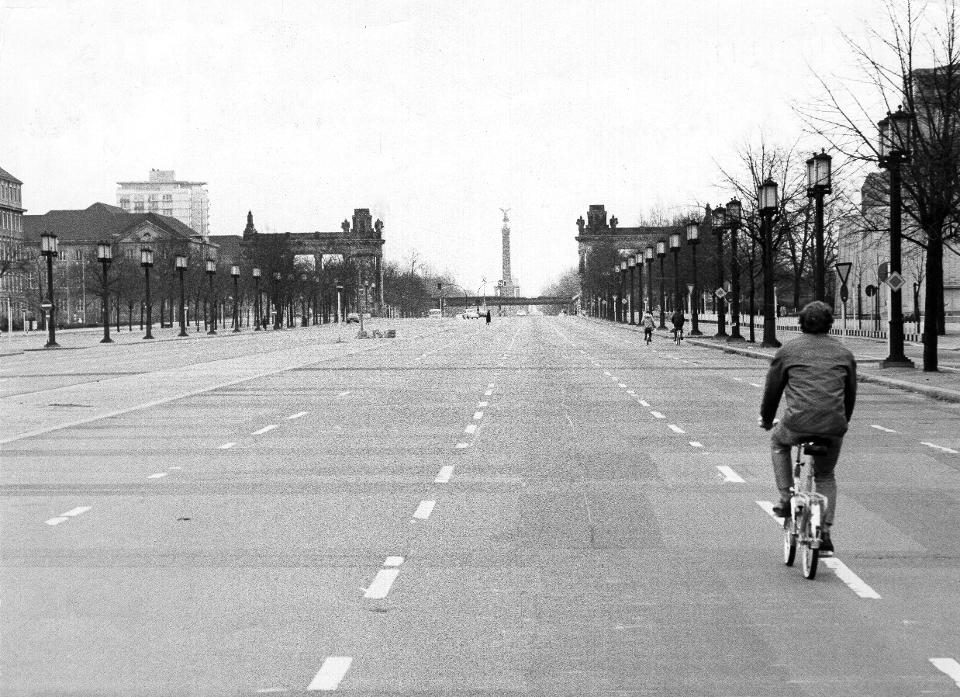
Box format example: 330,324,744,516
673,327,684,346
644,327,653,345
782,438,831,579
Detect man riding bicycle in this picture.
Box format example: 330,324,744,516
758,301,857,556
670,309,685,340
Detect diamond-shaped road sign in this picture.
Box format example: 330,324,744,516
885,271,906,292
714,287,727,299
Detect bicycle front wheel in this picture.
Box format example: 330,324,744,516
783,526,797,566
801,540,819,579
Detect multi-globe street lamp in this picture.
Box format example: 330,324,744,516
877,106,914,368
759,178,781,348
711,206,728,338
644,246,654,314
726,198,745,342
806,150,833,302
175,253,188,337
206,258,217,335
656,239,667,328
686,221,702,336
141,246,154,340
40,232,59,348
231,265,241,332
97,241,113,344
669,232,681,316
252,267,262,330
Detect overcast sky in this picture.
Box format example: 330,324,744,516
0,0,909,293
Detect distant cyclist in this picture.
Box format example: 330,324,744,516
641,310,655,344
758,301,857,556
670,309,685,341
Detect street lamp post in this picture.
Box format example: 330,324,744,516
807,150,833,301
619,259,628,323
878,106,914,368
644,246,654,314
759,178,781,348
40,232,59,348
97,241,113,344
335,281,343,324
712,206,728,338
726,198,745,342
628,255,637,324
175,253,188,337
656,240,667,328
206,259,217,335
686,222,702,336
272,271,282,329
231,265,241,332
669,232,681,317
141,246,154,340
252,267,262,330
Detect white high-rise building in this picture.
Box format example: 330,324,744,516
116,169,209,239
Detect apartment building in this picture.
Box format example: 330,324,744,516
117,169,210,239
0,165,27,328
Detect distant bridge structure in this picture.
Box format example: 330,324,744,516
435,295,577,308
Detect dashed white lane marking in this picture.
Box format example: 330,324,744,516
626,390,635,395
871,424,897,433
364,569,400,599
668,424,685,434
307,656,353,691
252,424,278,435
639,400,650,407
413,500,436,520
338,391,351,397
488,382,495,388
169,466,182,470
484,390,492,396
603,371,611,376
455,442,470,449
757,501,881,598
46,506,92,526
930,658,960,688
147,473,168,479
478,401,488,407
689,441,704,448
822,559,882,599
435,465,454,483
921,441,959,454
749,382,761,388
473,411,483,420
618,383,627,388
717,466,745,483
464,424,477,434
287,411,308,420
733,377,744,382
219,442,236,450
383,556,404,567
650,411,666,419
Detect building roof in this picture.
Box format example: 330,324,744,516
0,166,23,185
23,202,203,244
116,180,207,186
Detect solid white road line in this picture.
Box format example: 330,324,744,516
668,424,685,434
733,377,744,382
455,442,469,449
821,558,882,599
338,391,351,397
383,556,404,567
364,569,400,599
287,411,308,420
473,411,483,420
307,656,353,691
488,382,495,388
717,466,745,483
618,383,626,388
63,506,91,517
435,465,454,483
930,658,960,688
147,473,168,479
484,390,492,396
650,411,666,419
45,517,68,526
464,423,477,434
921,441,959,454
169,466,182,470
749,382,761,388
252,424,278,435
689,441,704,448
413,500,436,520
626,390,635,395
603,371,611,376
871,424,897,433
219,442,236,449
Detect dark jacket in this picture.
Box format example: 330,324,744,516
760,333,857,436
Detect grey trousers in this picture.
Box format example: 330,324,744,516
771,424,843,527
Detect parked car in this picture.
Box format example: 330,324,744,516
516,310,527,316
464,309,479,319
428,309,442,319
346,312,360,324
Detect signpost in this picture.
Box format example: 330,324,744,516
835,262,852,341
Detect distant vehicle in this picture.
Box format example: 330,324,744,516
428,308,442,319
464,309,479,319
516,310,527,316
346,312,360,324
362,312,371,319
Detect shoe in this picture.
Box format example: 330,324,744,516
819,532,834,557
772,500,791,519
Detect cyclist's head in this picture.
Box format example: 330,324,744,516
799,301,833,334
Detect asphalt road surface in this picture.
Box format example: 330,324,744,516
2,316,959,696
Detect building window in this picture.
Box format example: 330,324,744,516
163,194,172,202
75,249,83,260
134,203,144,212
161,208,173,216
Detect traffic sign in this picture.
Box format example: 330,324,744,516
865,284,877,297
885,271,906,292
714,287,727,299
40,302,52,310
834,262,852,285
840,285,849,303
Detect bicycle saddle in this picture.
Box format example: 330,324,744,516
801,438,831,456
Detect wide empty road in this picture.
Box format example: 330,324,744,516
3,316,959,696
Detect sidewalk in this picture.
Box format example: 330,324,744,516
585,316,960,404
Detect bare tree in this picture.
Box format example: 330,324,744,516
800,0,960,370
